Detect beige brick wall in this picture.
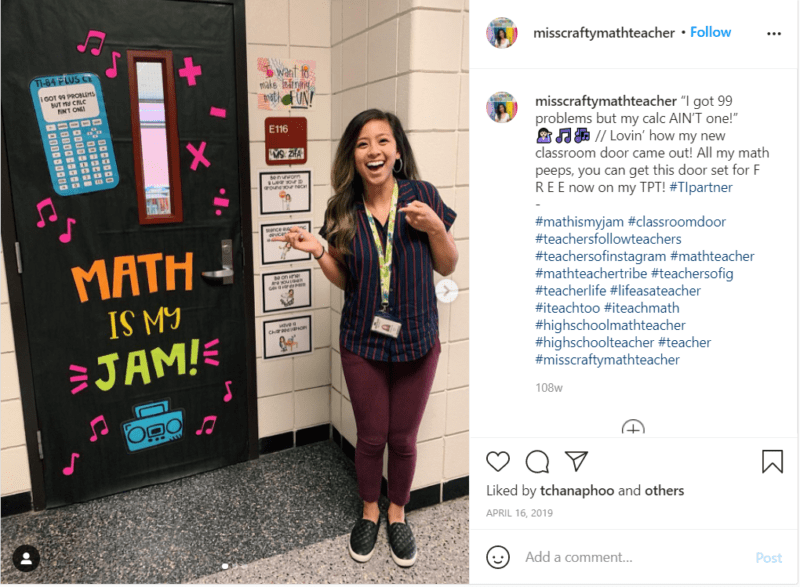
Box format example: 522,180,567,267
1,244,32,497
247,0,333,439
329,0,470,496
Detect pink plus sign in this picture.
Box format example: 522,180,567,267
179,56,202,86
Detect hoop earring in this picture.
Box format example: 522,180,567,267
393,158,403,174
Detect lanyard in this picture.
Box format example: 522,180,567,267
363,181,399,311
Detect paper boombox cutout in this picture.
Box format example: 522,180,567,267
121,399,184,452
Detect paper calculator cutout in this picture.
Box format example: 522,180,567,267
29,73,120,196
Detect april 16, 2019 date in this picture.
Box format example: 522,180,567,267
486,509,554,518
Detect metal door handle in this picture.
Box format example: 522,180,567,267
201,268,234,279
202,239,234,285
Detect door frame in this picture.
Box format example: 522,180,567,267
0,0,258,511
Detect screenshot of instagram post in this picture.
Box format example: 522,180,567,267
471,0,797,585
0,0,471,583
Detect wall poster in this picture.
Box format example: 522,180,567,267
259,169,312,215
260,221,312,265
262,314,312,359
261,269,312,313
256,58,316,110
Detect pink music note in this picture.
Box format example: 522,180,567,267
36,198,57,228
223,381,232,403
89,415,109,442
105,51,121,78
59,218,76,244
77,30,106,56
196,415,217,435
62,452,80,476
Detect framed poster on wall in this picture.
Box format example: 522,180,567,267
261,269,312,313
262,314,312,359
259,169,311,215
260,221,312,265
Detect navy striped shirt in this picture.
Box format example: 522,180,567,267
320,180,456,361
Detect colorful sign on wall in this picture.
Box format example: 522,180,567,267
256,58,315,110
265,117,307,165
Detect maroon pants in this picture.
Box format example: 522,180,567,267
340,340,441,506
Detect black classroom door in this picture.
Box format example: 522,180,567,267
2,0,256,507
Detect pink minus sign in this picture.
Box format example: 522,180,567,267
70,365,88,373
205,339,220,349
205,359,220,366
70,375,88,382
209,107,227,118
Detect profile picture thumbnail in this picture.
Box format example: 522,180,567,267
487,92,517,123
487,17,518,49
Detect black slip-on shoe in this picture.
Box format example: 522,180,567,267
348,518,380,563
387,521,418,567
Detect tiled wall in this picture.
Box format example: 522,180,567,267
245,0,334,442
1,0,470,504
1,245,32,498
329,0,470,499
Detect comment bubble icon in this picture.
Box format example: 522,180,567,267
526,450,550,473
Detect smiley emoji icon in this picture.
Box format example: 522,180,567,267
486,545,510,569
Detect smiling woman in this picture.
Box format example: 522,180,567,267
271,109,458,567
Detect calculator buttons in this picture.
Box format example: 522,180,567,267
92,119,102,125
49,139,58,146
87,141,96,147
64,150,74,157
106,178,114,183
90,154,98,160
46,124,56,131
66,157,75,163
98,139,107,145
73,130,81,136
81,120,91,127
61,138,71,144
47,133,56,139
57,123,68,130
53,159,62,165
77,149,86,155
60,131,69,137
50,146,59,152
69,121,80,128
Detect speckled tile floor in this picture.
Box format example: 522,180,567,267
191,497,469,585
1,441,467,584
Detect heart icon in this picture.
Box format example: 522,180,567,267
486,451,510,472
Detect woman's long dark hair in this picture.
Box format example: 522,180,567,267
324,109,419,255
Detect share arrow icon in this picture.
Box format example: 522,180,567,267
565,451,588,472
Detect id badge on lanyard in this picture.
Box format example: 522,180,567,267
366,182,402,339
